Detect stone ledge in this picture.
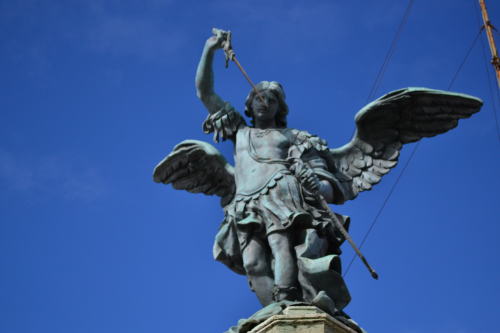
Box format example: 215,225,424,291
249,306,357,333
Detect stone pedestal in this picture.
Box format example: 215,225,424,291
249,306,357,333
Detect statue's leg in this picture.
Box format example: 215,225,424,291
267,231,299,301
242,237,274,306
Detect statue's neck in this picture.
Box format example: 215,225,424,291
254,119,277,129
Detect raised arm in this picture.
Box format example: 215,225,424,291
195,29,227,114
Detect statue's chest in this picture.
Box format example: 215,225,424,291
233,127,294,194
235,127,291,160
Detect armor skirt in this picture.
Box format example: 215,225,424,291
213,170,349,274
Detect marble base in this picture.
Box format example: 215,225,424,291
249,306,358,333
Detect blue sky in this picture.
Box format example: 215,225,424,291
1,0,499,332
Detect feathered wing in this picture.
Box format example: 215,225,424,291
324,87,483,203
153,140,235,206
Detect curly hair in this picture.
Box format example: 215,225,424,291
244,81,289,128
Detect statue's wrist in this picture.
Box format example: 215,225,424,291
204,41,221,52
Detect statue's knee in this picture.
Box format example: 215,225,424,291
268,231,292,255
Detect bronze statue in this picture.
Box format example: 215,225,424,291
153,29,482,333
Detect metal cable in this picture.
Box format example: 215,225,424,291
448,29,483,89
343,0,415,277
344,1,485,278
366,0,415,102
343,141,421,277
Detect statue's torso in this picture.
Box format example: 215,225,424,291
234,127,293,195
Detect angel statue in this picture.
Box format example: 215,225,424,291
153,29,482,333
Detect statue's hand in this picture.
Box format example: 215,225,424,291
290,159,320,194
206,28,228,51
299,167,321,194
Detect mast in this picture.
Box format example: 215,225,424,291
479,0,500,88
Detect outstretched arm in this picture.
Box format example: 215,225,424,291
195,30,227,114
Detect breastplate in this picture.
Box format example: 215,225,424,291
234,127,291,195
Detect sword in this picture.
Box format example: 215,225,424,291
316,193,379,280
292,158,379,280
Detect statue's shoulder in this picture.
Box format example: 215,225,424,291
202,102,247,142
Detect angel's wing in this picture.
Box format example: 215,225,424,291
325,87,482,203
153,140,235,206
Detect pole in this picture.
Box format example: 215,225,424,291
479,0,500,88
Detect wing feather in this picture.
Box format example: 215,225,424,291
325,87,482,203
153,140,235,206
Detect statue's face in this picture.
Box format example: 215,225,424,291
251,90,279,123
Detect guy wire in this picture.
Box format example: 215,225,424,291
344,1,484,277
343,0,415,277
366,0,415,102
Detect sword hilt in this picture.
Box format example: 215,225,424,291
223,31,234,68
211,28,235,68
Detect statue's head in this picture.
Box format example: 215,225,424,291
244,81,288,128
